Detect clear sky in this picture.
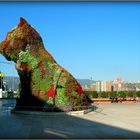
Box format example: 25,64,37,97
0,2,140,82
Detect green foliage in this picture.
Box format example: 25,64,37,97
109,91,117,98
74,93,84,105
56,88,69,106
13,91,19,98
10,53,16,60
127,91,136,97
47,97,53,105
117,91,127,99
32,68,53,96
84,91,98,98
84,90,139,99
2,91,19,98
136,91,140,97
98,92,109,98
92,91,98,98
19,49,39,69
2,91,8,98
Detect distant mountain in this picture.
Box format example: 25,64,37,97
77,79,95,87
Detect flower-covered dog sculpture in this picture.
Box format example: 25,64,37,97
0,18,88,111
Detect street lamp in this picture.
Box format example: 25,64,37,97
0,71,4,89
0,71,4,98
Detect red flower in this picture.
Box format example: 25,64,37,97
21,63,28,72
77,83,84,95
38,61,43,68
45,85,56,104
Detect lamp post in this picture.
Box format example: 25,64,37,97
0,71,4,98
0,71,4,89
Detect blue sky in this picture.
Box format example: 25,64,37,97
0,2,140,82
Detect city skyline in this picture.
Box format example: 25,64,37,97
0,2,140,82
2,75,140,92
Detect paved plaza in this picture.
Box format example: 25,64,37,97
0,99,140,138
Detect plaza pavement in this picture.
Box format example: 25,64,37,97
0,101,140,139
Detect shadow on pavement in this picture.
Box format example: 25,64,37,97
0,108,140,139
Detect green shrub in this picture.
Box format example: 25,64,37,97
92,91,98,98
118,91,127,99
13,91,19,98
98,92,109,98
136,91,140,97
127,91,136,97
2,91,8,98
84,91,98,98
109,91,118,98
84,90,140,99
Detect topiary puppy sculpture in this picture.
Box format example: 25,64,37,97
0,18,88,111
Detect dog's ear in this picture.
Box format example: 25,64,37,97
18,17,28,27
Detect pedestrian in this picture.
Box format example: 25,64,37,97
115,97,118,103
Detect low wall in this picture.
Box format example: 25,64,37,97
90,98,138,103
90,98,111,103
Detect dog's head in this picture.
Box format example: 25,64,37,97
0,17,42,62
